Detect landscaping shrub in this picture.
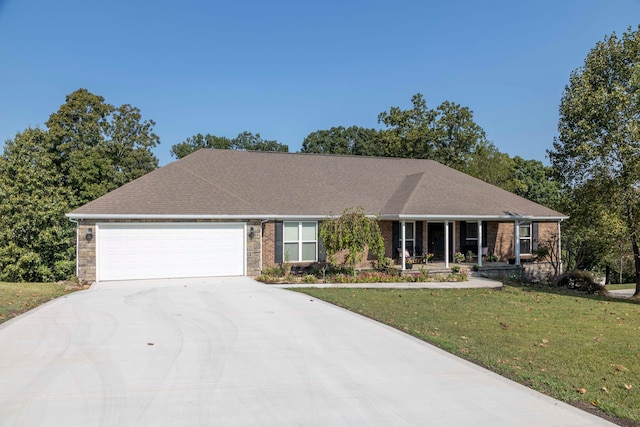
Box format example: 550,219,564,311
255,265,466,285
262,265,287,277
556,270,606,295
301,274,317,284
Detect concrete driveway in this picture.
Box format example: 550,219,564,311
0,277,613,426
608,288,636,298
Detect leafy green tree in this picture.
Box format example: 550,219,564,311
431,100,489,170
560,182,626,276
461,141,515,189
46,89,159,205
233,131,288,152
0,89,160,282
0,129,75,281
377,93,437,159
319,207,385,270
170,133,232,158
171,131,288,159
377,93,488,169
548,26,640,296
510,157,562,209
301,126,382,156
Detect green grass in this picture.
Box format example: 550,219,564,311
295,285,640,422
0,282,76,324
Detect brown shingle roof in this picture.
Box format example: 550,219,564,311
68,149,567,220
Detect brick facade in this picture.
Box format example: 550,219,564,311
77,222,96,283
76,218,561,282
262,221,276,270
493,222,515,261
245,219,262,276
380,221,394,259
492,221,558,261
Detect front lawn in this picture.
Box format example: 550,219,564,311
294,285,640,424
0,282,76,324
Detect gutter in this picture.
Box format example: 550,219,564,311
66,213,569,222
386,214,569,222
65,213,339,221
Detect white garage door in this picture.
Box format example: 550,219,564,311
97,223,245,281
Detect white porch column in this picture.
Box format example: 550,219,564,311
514,220,521,265
401,220,406,270
477,220,483,267
444,220,450,268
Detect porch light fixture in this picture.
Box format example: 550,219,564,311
249,227,255,239
85,227,93,242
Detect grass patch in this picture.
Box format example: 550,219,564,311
0,282,76,324
295,285,640,423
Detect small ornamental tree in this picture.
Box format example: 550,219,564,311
319,207,385,270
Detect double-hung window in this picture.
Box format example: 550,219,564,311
284,221,317,262
402,222,415,255
519,222,532,254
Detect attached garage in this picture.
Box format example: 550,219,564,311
96,223,245,281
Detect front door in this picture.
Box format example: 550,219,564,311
427,223,453,261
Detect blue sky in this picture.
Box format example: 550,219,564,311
1,0,639,166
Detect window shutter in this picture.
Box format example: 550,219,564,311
274,222,283,263
532,222,539,252
392,222,399,259
460,221,467,248
415,221,424,255
482,222,488,247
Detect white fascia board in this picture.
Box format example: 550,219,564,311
67,212,568,221
66,213,338,221
66,213,265,220
386,214,568,221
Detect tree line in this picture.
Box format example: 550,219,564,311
170,92,562,209
1,25,639,294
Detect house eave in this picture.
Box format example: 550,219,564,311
66,213,568,222
384,214,569,222
65,213,338,221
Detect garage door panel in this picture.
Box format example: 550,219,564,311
97,223,245,281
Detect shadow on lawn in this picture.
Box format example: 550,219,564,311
506,281,640,306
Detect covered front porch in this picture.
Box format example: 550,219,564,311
386,217,563,273
396,259,522,277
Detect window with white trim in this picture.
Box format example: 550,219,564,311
402,222,415,255
284,221,318,262
519,222,532,254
